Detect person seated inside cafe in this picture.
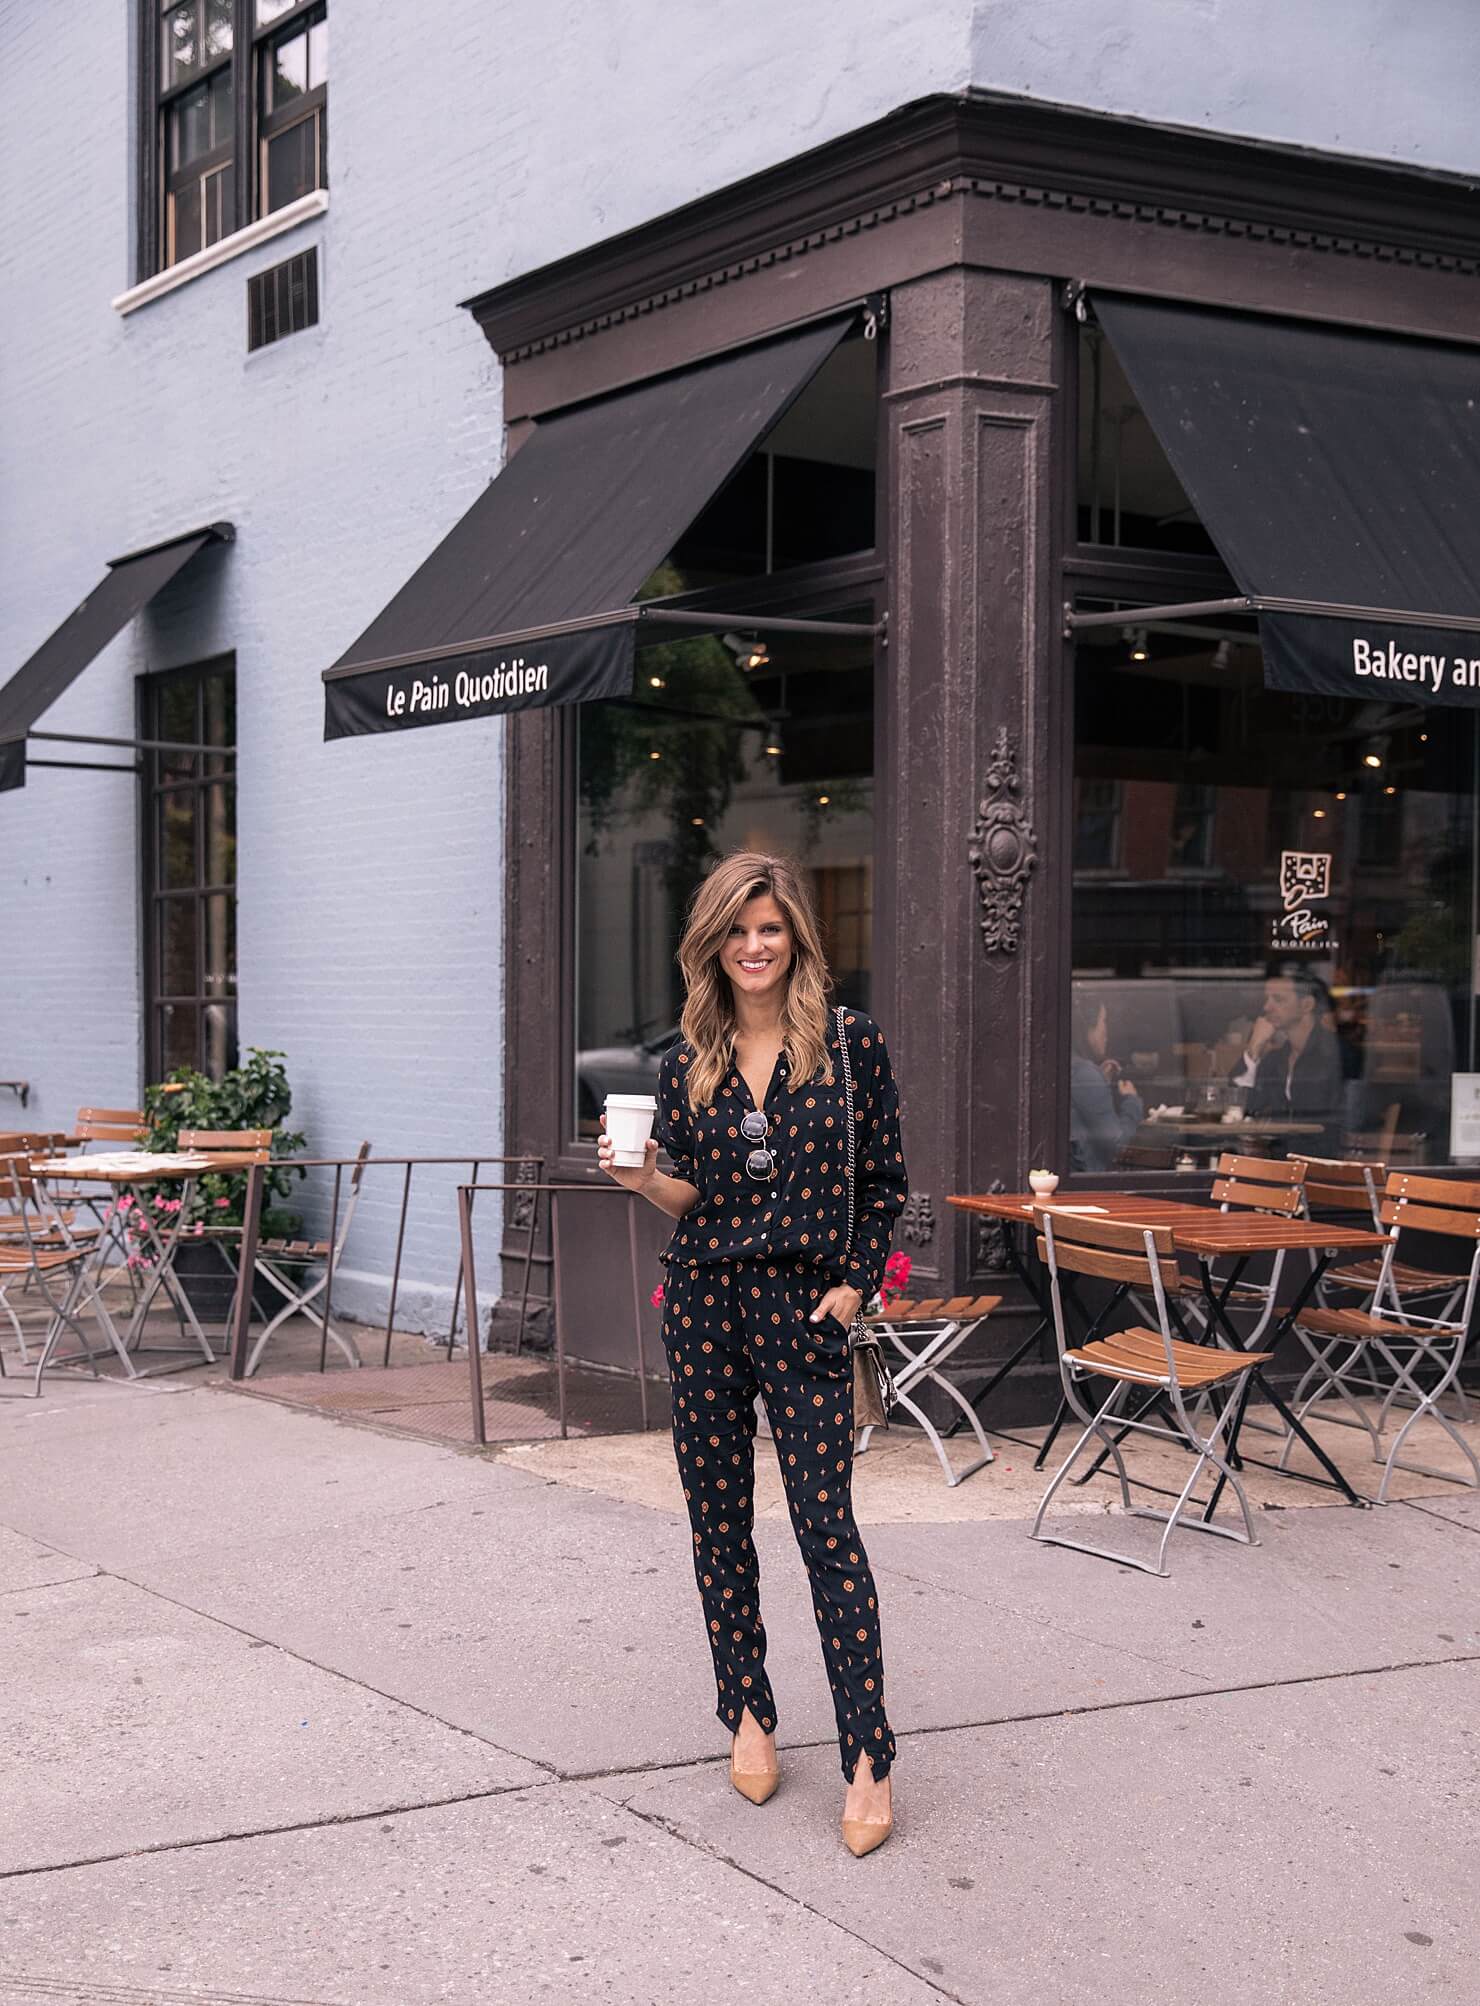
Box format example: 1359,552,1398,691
1229,962,1343,1157
1070,995,1145,1173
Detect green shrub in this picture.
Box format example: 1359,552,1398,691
141,1047,306,1237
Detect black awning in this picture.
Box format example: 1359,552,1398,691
0,524,232,792
323,317,850,740
1091,293,1480,705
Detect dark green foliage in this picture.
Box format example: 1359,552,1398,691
142,1047,306,1235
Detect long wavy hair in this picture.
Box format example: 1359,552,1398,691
677,851,833,1111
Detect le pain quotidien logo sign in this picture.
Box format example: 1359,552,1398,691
1272,850,1339,953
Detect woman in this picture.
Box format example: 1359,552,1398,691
598,850,907,1857
1069,995,1144,1174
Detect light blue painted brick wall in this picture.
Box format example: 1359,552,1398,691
2,0,1476,1328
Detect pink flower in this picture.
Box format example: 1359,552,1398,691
191,1223,204,1236
214,1197,231,1208
116,1194,133,1212
649,1284,665,1309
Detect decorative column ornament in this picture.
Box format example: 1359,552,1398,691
971,1179,1012,1273
968,726,1037,955
901,1191,935,1246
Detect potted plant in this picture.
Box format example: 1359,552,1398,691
128,1048,307,1327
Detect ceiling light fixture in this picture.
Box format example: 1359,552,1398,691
1123,625,1150,663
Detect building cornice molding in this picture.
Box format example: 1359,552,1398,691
464,93,1480,364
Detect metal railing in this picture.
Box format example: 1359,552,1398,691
457,1181,655,1446
226,1153,543,1380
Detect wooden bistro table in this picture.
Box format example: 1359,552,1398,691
948,1191,1388,1505
28,1150,226,1382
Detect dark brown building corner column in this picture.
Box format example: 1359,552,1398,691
881,268,1071,1301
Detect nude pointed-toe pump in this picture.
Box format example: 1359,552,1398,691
729,1741,780,1805
841,1813,893,1857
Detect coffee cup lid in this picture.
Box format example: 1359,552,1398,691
605,1093,657,1109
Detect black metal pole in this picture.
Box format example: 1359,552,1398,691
459,1185,487,1447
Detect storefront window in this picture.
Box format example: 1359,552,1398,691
1071,619,1479,1172
571,327,878,1138
574,613,875,1136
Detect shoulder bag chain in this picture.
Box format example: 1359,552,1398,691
836,1005,896,1432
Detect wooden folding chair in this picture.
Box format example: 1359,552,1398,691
858,1294,1001,1486
1285,1172,1480,1500
1184,1153,1307,1355
1032,1206,1270,1576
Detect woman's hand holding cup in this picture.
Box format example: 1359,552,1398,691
597,1112,659,1192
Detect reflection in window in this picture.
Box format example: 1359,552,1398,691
142,661,238,1082
575,614,874,1137
1071,617,1477,1170
1073,778,1122,872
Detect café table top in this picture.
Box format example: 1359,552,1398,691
28,1151,231,1185
946,1191,1387,1258
948,1190,1212,1224
1165,1215,1388,1257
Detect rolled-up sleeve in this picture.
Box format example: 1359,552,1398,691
655,1044,697,1184
843,1021,908,1300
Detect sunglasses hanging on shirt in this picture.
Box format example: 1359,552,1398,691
740,1108,776,1181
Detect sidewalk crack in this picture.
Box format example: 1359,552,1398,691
616,1796,967,2003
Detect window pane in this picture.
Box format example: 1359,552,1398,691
1071,620,1478,1173
160,1003,201,1075
575,614,874,1138
205,0,234,58
204,782,236,888
265,112,318,211
202,891,236,995
161,1,201,88
160,896,199,998
308,15,328,87
170,83,208,168
269,29,309,105
168,182,200,265
202,162,233,247
154,679,199,777
203,672,236,776
255,0,298,23
159,791,197,890
204,1003,238,1077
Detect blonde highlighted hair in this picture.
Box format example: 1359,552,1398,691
677,851,833,1111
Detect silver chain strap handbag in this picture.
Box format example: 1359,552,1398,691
836,1005,896,1432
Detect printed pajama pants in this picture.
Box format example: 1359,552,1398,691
662,1255,896,1781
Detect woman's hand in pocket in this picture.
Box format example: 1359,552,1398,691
810,1284,863,1330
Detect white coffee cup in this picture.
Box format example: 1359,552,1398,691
605,1093,658,1167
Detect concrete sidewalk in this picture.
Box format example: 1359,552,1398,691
0,1376,1477,2005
